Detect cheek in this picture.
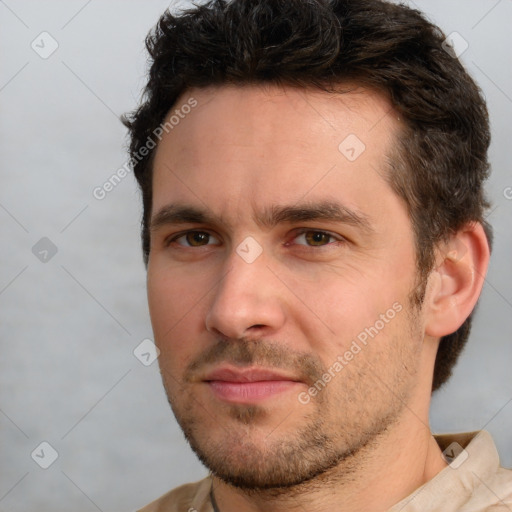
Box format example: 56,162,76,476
287,263,412,359
147,271,175,331
147,268,207,366
147,264,201,326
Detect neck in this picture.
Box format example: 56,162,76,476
211,411,447,512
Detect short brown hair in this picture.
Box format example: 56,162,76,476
122,0,492,391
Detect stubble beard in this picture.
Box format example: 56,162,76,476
160,330,419,494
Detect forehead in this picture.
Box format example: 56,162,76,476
151,83,404,225
159,83,398,155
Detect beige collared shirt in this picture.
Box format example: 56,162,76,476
138,431,512,512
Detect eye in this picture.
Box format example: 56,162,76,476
170,231,220,247
293,230,342,247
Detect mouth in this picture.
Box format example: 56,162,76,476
202,366,303,403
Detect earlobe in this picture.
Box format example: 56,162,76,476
424,222,490,338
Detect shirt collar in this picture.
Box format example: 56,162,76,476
388,430,499,511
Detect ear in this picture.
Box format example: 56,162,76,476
424,222,490,338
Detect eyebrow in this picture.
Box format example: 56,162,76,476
150,205,221,232
258,202,373,232
149,201,373,234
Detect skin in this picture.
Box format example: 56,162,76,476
146,84,489,512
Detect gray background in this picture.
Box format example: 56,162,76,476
0,1,511,511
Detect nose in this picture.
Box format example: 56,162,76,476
205,249,286,340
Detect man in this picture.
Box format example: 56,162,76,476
123,0,512,510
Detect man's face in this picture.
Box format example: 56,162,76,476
147,84,427,489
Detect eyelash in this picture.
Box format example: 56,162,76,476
165,229,345,249
166,230,220,248
289,229,344,248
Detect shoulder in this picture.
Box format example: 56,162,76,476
453,431,512,511
474,465,512,511
137,476,212,512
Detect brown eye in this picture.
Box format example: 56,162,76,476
170,231,219,247
185,231,211,246
304,231,332,246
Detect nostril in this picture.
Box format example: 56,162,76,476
245,324,269,335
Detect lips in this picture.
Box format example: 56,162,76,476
204,367,299,383
203,367,302,403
